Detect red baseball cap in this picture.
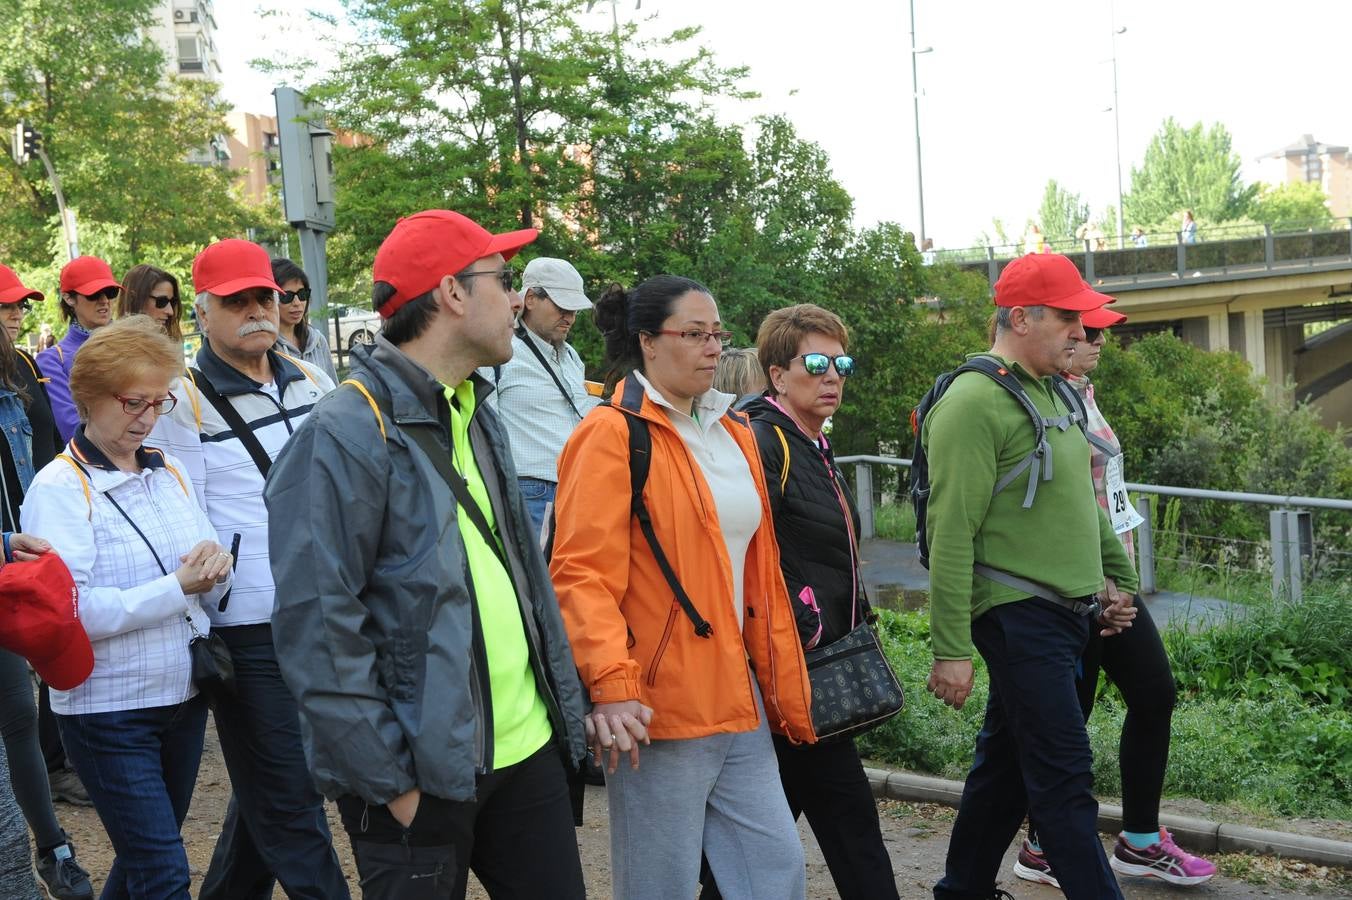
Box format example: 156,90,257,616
994,254,1115,311
58,256,121,297
0,554,93,691
1083,305,1127,329
0,265,44,305
372,210,538,318
193,239,283,297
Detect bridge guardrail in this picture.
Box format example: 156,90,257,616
837,455,1352,602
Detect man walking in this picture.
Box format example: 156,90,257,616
922,253,1139,900
485,256,597,538
266,210,588,899
150,239,348,900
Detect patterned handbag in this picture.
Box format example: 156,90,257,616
804,620,904,741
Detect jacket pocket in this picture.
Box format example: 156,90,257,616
645,600,680,688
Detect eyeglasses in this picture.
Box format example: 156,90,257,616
798,353,856,377
1083,327,1103,343
86,287,120,302
149,295,177,310
7,301,32,313
218,291,276,310
458,268,516,292
279,288,311,304
652,329,734,347
114,394,177,416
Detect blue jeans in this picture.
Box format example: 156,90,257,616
934,598,1122,900
199,625,348,900
518,477,556,543
58,695,208,900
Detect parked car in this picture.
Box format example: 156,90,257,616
326,305,380,351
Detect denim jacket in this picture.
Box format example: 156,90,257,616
0,388,35,491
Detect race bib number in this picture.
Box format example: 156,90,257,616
1105,454,1144,535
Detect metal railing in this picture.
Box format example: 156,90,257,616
934,219,1352,291
837,455,1352,602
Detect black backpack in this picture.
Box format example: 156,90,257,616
909,355,1114,569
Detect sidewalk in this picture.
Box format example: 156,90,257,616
860,538,1241,630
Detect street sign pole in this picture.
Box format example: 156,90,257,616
274,87,336,321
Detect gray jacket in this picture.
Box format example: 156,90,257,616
264,337,587,804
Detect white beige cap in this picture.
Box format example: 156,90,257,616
520,257,591,311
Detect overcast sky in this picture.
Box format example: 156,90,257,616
216,0,1352,249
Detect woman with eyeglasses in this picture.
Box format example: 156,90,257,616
22,316,234,900
550,276,816,900
0,266,94,899
270,258,338,383
1012,306,1216,890
119,265,184,344
701,304,897,900
37,256,121,443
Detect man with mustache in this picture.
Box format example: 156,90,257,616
920,252,1140,900
150,239,347,900
37,255,120,442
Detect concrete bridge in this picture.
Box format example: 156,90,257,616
945,223,1352,437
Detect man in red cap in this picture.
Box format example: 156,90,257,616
919,253,1140,900
149,238,346,900
36,256,120,442
266,210,588,898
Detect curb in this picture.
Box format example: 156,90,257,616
865,768,1352,869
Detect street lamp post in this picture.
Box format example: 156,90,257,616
1110,4,1126,249
909,0,933,250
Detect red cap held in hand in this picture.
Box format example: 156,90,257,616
372,210,537,318
0,553,93,691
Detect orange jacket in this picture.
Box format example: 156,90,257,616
550,376,816,743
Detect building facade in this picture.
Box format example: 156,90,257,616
1258,135,1352,219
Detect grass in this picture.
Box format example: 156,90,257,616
872,501,917,543
859,599,1352,821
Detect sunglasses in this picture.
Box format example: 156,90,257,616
7,301,32,313
279,288,311,304
149,295,178,310
798,353,856,377
1083,327,1103,343
114,394,177,416
458,267,516,292
87,287,120,302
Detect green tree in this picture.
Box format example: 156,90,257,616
1249,181,1333,230
0,0,253,271
1123,118,1258,227
1037,178,1089,242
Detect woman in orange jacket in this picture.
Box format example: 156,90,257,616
550,275,816,900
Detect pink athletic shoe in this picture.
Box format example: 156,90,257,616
1012,838,1060,889
1109,829,1217,886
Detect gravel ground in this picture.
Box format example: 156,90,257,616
47,722,1349,899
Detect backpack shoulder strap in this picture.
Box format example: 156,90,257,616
54,343,63,365
55,454,92,516
181,369,204,430
189,368,273,479
952,357,1053,509
276,351,321,387
340,377,387,442
16,349,47,384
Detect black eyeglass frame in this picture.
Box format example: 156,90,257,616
279,288,312,304
456,268,516,292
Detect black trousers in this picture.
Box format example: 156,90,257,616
38,681,67,773
337,744,585,900
199,624,350,900
700,733,898,900
934,598,1123,900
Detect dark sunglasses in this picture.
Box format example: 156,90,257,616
87,287,120,302
798,353,856,377
10,301,32,313
149,295,178,310
457,267,516,292
1084,327,1103,343
279,288,311,304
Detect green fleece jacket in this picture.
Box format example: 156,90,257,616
921,354,1138,660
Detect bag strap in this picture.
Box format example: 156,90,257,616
343,375,507,571
275,352,321,387
61,454,169,576
17,349,47,385
973,563,1101,618
772,424,790,494
189,368,273,479
513,326,583,420
614,406,712,639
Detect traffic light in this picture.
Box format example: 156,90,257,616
11,121,41,165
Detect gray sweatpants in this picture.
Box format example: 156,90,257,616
606,685,806,900
0,734,41,899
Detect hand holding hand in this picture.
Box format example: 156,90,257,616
1097,577,1138,636
927,659,975,710
585,700,653,774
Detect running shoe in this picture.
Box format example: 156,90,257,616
1012,838,1060,889
34,837,93,899
1109,828,1217,885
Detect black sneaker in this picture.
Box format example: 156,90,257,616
34,839,93,900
